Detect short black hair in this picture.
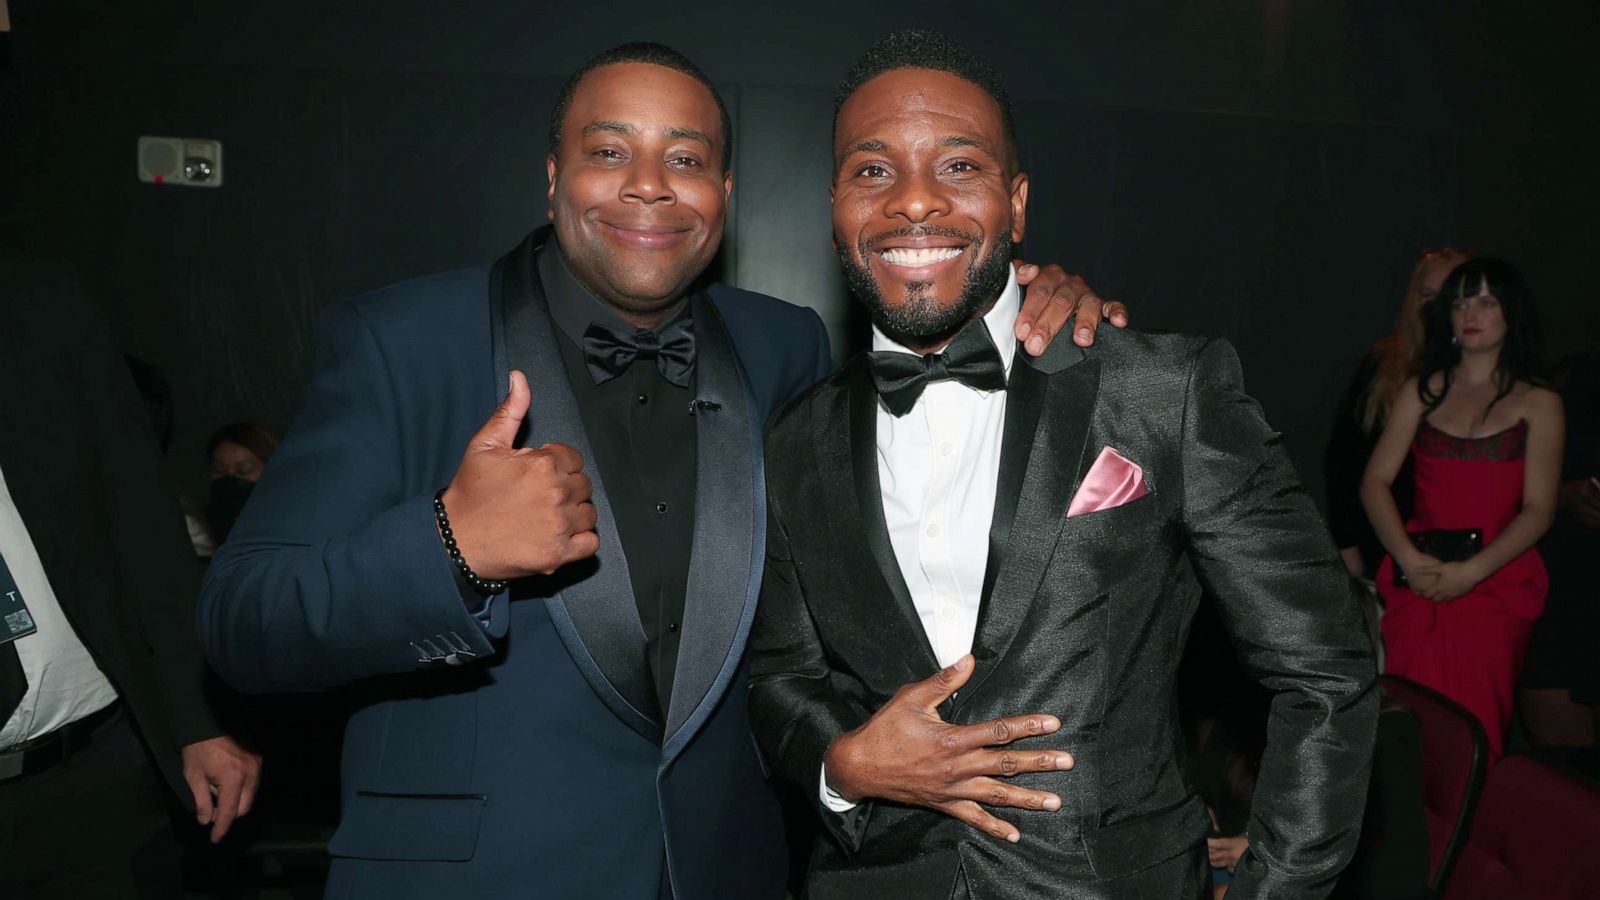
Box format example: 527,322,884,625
833,30,1019,169
548,42,733,172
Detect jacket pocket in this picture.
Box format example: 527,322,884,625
1078,792,1209,881
327,791,487,861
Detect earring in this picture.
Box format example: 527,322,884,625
1451,334,1461,347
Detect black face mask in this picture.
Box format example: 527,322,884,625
206,476,255,547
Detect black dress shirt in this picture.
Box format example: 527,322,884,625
538,243,696,723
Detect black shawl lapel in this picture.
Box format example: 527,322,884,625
961,343,1101,707
662,293,762,751
832,359,942,679
493,229,659,741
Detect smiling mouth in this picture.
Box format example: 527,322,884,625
602,222,691,249
878,246,965,267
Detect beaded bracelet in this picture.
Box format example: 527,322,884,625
433,489,508,596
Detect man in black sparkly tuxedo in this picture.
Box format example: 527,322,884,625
749,31,1377,900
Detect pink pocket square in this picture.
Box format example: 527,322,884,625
1067,447,1148,517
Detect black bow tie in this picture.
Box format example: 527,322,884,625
868,319,1007,417
582,317,696,387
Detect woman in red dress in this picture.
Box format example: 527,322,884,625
1362,258,1564,759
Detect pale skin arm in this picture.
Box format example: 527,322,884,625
1209,833,1250,872
1338,547,1365,579
1360,378,1442,592
1423,389,1564,600
181,735,262,843
1558,476,1600,528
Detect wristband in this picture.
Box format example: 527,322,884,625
433,489,509,597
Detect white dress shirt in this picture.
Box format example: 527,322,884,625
822,269,1020,811
0,463,119,750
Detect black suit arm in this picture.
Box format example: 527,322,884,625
84,302,223,749
1179,339,1378,899
747,475,874,852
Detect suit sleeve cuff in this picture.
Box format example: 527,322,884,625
448,562,498,627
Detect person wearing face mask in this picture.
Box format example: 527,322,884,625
1362,257,1564,760
205,422,279,547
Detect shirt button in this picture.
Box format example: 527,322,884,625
926,523,941,538
939,441,954,456
636,393,649,405
656,502,669,514
939,603,958,621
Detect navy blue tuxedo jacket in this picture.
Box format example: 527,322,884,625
199,230,830,899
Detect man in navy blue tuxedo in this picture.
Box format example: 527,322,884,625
198,42,1119,899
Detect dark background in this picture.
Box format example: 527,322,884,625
1,0,1595,507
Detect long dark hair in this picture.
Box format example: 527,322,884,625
1417,257,1545,413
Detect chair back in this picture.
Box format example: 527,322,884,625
1378,675,1488,895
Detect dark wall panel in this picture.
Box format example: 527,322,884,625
1,0,1595,509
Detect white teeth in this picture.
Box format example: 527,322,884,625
880,247,963,267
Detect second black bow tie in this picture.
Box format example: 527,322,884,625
582,317,696,387
868,319,1007,417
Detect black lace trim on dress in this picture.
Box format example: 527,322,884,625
1415,419,1527,462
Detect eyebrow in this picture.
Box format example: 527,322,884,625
941,135,995,155
583,120,635,137
842,135,996,157
665,126,713,147
582,121,714,147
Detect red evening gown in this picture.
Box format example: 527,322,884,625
1377,420,1547,759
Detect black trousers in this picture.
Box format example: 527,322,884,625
0,707,182,900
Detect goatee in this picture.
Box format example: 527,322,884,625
839,229,1014,347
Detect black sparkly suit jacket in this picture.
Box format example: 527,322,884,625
749,325,1378,899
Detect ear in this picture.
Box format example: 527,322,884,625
546,154,559,221
723,169,734,203
1009,171,1029,244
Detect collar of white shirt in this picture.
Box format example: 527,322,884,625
868,265,1021,380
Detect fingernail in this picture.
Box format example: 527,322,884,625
1057,753,1074,769
1027,335,1044,354
1043,795,1061,811
957,654,974,671
1077,327,1091,342
1016,322,1031,340
1007,832,1021,843
1042,716,1060,732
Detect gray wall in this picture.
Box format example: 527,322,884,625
1,0,1595,506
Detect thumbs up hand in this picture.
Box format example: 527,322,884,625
438,370,600,580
